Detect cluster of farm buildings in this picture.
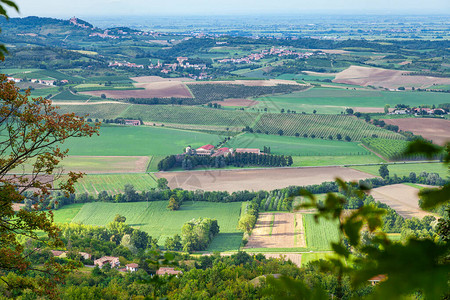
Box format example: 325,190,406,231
218,47,314,64
390,107,447,115
6,77,68,86
49,250,181,275
186,144,261,157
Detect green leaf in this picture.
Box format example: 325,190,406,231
403,139,443,159
331,242,351,258
418,184,450,210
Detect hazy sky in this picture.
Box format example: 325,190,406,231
8,0,450,17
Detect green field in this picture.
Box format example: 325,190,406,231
350,162,448,178
292,154,384,167
72,174,157,194
57,103,131,119
253,114,404,141
52,203,84,223
255,87,450,111
224,133,372,156
120,105,257,127
63,125,223,156
60,201,243,250
303,214,340,250
361,137,410,160
52,90,93,101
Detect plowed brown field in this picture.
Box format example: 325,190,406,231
382,118,450,145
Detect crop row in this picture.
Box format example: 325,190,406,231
73,174,157,195
253,114,405,141
187,83,308,104
121,104,258,127
362,138,412,160
303,214,340,250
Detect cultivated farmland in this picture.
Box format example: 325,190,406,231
58,156,150,173
245,212,306,249
370,184,436,219
224,133,372,156
157,167,376,192
67,201,243,249
361,138,410,160
71,173,157,194
303,214,340,250
382,118,450,146
253,114,404,141
350,162,448,178
62,125,223,156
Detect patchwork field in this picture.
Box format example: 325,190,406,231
157,166,376,192
370,184,436,219
61,201,243,250
382,118,450,146
245,213,305,249
71,173,158,194
333,65,450,89
350,162,448,178
224,133,372,156
62,125,223,156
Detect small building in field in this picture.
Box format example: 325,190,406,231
156,267,183,276
368,275,387,286
235,148,261,155
196,144,215,156
126,263,139,272
50,250,66,258
124,119,141,126
94,256,120,268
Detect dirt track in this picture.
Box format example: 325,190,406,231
155,166,376,192
370,184,435,219
382,118,450,146
210,98,259,107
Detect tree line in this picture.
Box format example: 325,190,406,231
158,152,294,171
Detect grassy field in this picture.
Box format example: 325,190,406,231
303,214,340,251
63,125,223,156
255,87,450,111
52,203,84,223
224,133,372,156
350,162,448,178
57,103,131,119
64,201,243,250
120,105,257,127
72,174,158,194
52,90,94,101
292,154,384,167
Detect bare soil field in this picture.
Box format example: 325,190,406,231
370,184,435,219
210,98,259,107
382,118,450,145
353,107,393,113
333,65,450,89
245,212,305,249
188,79,303,87
156,166,376,192
80,81,193,99
12,203,25,212
131,76,193,83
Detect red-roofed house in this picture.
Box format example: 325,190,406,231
94,256,120,268
235,148,261,155
368,275,387,285
156,267,183,276
124,119,141,126
196,144,215,156
126,263,139,272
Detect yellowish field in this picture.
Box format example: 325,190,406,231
370,184,436,219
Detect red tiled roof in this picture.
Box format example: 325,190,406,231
199,144,214,150
156,267,182,276
217,147,229,152
369,275,387,281
126,263,139,268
